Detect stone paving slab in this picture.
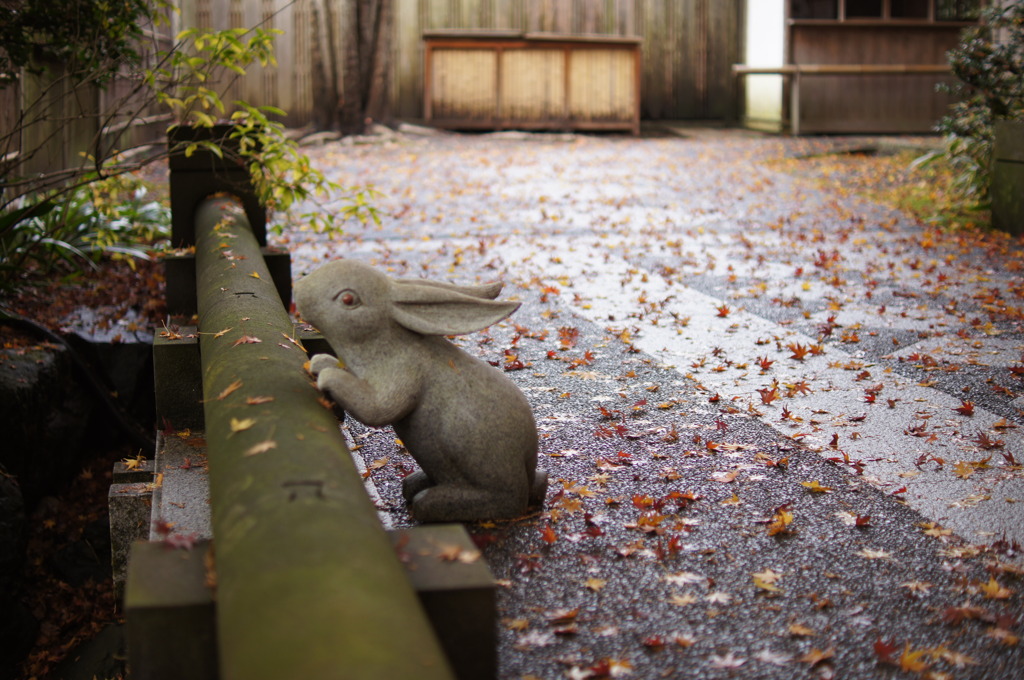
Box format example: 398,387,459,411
150,431,212,540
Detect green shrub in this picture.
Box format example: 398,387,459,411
0,173,169,289
936,2,1024,203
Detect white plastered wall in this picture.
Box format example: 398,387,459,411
743,0,785,132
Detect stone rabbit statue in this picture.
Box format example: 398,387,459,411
294,259,547,523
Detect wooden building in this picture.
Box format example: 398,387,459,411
736,0,982,134
3,0,990,185
173,0,744,128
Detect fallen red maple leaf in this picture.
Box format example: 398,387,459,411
953,400,975,416
873,637,900,663
540,524,557,545
788,342,810,360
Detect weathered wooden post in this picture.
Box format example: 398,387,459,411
186,195,453,680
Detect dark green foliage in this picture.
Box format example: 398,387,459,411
936,2,1024,202
0,0,153,81
0,174,169,291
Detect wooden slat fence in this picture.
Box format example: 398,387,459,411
0,69,21,171
1,18,174,196
181,0,741,127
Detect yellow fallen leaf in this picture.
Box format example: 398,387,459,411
706,591,732,604
668,593,697,606
229,417,256,433
801,480,833,493
711,470,740,483
936,647,977,668
753,576,782,593
767,508,794,536
460,548,483,565
544,607,579,625
788,623,814,637
980,576,1013,600
217,378,243,400
585,577,607,592
664,571,704,586
918,522,952,538
799,647,834,667
244,440,277,456
898,644,930,673
987,627,1019,646
437,545,482,563
674,633,697,648
503,618,529,631
280,332,307,352
953,461,976,479
361,457,389,479
232,335,262,346
900,580,933,594
752,569,783,593
122,455,146,471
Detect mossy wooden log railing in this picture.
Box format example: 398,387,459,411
195,196,452,680
127,192,455,680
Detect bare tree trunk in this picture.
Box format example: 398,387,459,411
339,0,392,134
310,0,342,130
362,0,392,124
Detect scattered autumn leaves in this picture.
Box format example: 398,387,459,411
295,134,1024,678
403,307,1024,680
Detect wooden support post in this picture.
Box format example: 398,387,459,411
109,461,156,603
152,327,202,431
125,540,218,680
167,125,267,248
791,70,801,137
390,525,497,680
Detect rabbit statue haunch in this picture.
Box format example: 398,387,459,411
295,259,547,523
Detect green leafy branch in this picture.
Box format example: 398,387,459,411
152,21,379,236
2,2,379,292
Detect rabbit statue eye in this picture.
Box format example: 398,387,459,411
334,289,361,308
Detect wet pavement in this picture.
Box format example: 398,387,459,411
284,126,1024,679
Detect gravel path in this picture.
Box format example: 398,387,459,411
285,127,1024,679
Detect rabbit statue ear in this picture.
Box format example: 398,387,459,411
394,278,503,300
391,281,519,336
